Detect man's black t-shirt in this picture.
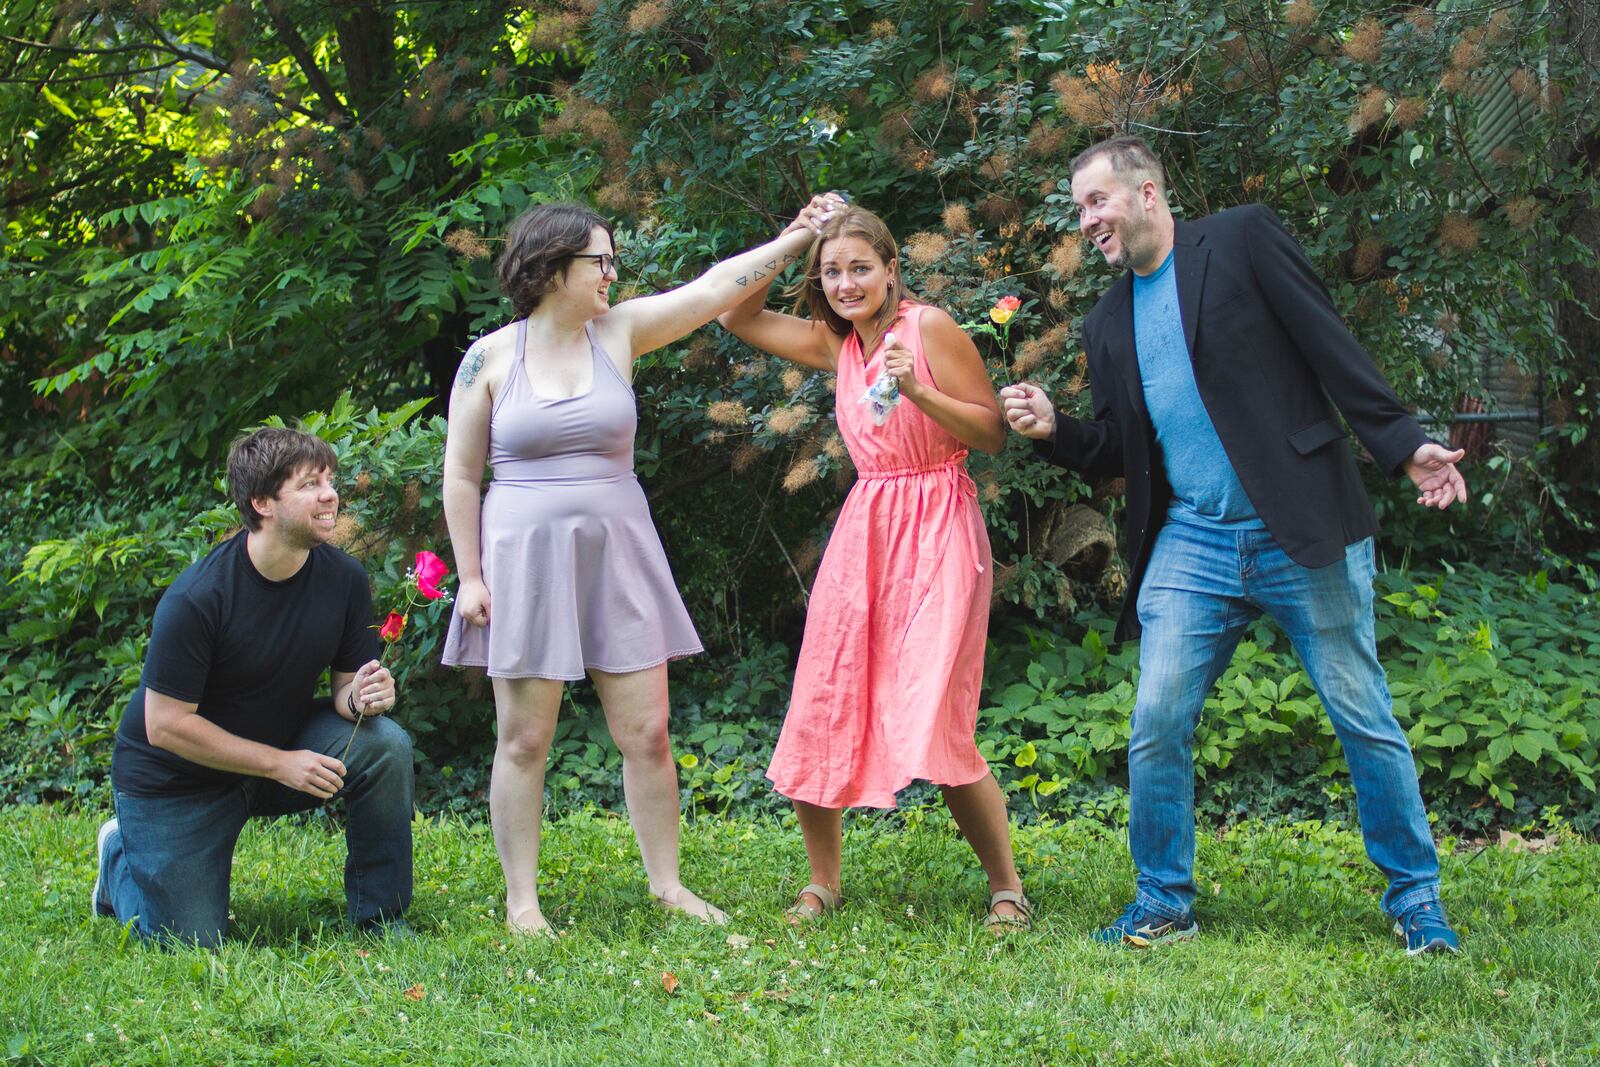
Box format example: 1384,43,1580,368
112,531,380,796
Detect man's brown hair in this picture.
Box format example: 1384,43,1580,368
227,427,338,531
1069,135,1168,198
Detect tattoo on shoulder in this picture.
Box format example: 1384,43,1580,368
455,339,488,388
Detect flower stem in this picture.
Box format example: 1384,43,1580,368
339,712,366,764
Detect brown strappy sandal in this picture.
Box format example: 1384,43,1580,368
983,889,1034,934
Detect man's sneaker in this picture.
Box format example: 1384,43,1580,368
1393,900,1461,956
91,817,118,918
1092,901,1198,948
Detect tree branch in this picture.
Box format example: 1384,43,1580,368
0,63,174,84
1,160,126,210
262,1,351,121
0,33,162,57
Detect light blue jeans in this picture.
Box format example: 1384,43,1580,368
99,708,414,947
1128,519,1441,920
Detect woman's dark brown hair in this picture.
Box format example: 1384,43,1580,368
789,205,915,338
496,203,614,317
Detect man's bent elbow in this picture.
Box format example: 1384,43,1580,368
144,716,177,751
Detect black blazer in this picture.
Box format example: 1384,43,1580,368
1036,204,1430,643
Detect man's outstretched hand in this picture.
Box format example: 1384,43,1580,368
1403,443,1468,510
999,382,1056,440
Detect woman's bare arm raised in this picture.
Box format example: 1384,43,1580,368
715,194,847,371
599,197,836,364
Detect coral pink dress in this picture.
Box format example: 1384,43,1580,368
767,302,993,808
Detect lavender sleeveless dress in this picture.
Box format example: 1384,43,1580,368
440,319,703,679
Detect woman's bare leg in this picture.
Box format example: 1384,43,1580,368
941,773,1026,920
790,800,844,917
591,664,725,922
490,675,564,934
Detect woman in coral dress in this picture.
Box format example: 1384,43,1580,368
718,201,1029,931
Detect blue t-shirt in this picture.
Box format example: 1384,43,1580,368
1133,250,1263,529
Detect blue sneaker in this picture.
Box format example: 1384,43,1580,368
91,817,118,918
1093,901,1198,948
1393,900,1461,956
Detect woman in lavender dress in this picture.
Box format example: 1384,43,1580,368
442,199,835,935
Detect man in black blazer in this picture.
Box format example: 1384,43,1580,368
1001,136,1467,955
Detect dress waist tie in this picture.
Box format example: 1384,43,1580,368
855,451,985,573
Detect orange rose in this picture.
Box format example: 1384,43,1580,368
989,295,1022,325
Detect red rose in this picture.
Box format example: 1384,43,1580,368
379,612,407,642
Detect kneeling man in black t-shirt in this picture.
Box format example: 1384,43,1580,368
93,427,414,946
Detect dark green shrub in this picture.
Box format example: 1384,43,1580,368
977,562,1600,833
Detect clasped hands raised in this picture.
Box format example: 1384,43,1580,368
784,191,849,238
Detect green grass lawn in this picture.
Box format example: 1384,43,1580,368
2,805,1596,1066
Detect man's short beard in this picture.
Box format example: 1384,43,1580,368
1118,215,1162,272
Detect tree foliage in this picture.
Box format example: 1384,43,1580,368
1,0,1596,812
574,0,1599,572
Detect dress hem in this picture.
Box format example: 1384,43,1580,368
441,645,704,682
766,762,992,810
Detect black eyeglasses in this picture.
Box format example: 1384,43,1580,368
570,252,620,274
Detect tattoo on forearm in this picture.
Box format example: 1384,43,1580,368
455,339,486,388
735,252,800,288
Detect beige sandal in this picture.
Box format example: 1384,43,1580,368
784,883,841,925
983,889,1034,934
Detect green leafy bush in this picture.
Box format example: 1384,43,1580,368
3,1,1596,829
977,563,1600,834
5,394,1595,837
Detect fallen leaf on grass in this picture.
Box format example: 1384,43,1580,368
402,983,426,1001
1495,830,1555,853
1494,989,1509,997
661,972,679,995
356,950,370,959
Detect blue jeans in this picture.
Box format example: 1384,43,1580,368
100,707,414,947
1127,520,1441,920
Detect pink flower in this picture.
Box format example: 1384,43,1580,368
414,550,449,601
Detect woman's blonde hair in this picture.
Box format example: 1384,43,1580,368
788,205,917,337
